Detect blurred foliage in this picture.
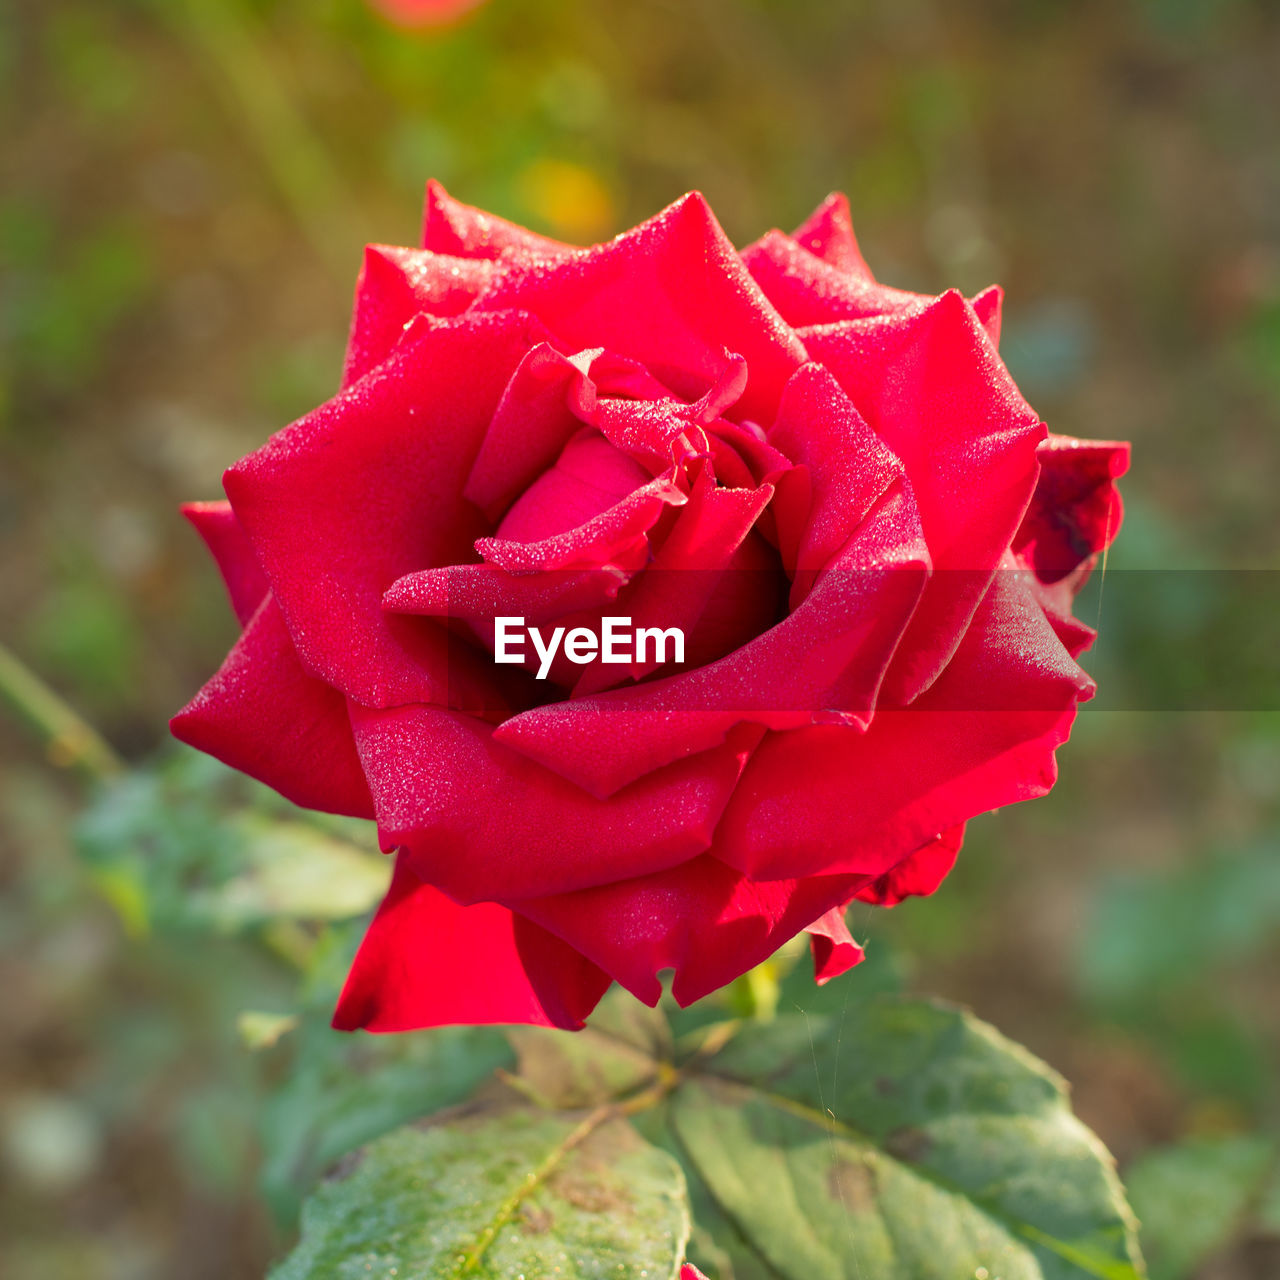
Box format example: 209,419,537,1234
1077,844,1280,1005
75,747,388,937
2,0,1279,1275
1127,1135,1277,1280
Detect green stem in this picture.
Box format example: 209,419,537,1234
726,959,781,1023
0,641,125,781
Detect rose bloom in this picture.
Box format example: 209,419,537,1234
172,182,1127,1032
368,0,486,27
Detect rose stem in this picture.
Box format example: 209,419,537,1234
0,641,125,782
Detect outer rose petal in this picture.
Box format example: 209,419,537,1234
180,501,270,627
714,566,1093,881
514,853,866,1007
1015,435,1130,581
477,192,807,422
741,230,925,327
854,824,965,906
343,245,496,386
802,290,1046,703
971,284,1004,347
170,597,374,819
349,704,763,901
806,906,865,984
681,1267,711,1280
1023,559,1099,660
225,312,548,711
792,191,874,277
333,855,611,1032
784,193,1004,345
422,179,574,260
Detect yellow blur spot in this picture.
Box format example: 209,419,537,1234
516,159,615,242
236,1010,299,1052
91,867,148,939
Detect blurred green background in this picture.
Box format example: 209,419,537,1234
2,0,1279,1276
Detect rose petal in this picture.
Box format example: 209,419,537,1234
707,418,794,490
463,343,580,520
225,312,547,711
768,362,905,597
571,463,776,694
170,597,374,819
493,483,928,796
343,245,496,387
384,561,633,628
714,566,1093,881
854,824,965,906
476,192,807,422
422,179,574,260
802,290,1046,703
754,193,1004,343
1015,434,1130,582
514,853,865,1006
585,396,710,472
476,460,687,574
971,283,1003,347
741,229,925,327
350,704,763,902
463,346,674,523
333,855,611,1032
180,500,270,627
1021,557,1099,659
493,429,656,544
806,906,866,985
791,191,874,278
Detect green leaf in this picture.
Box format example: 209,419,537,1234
507,988,670,1109
265,993,1144,1278
640,1115,776,1280
260,1021,515,1221
670,998,1143,1280
270,1105,689,1280
1126,1134,1275,1280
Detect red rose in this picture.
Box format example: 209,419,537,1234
172,183,1127,1032
368,0,486,28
